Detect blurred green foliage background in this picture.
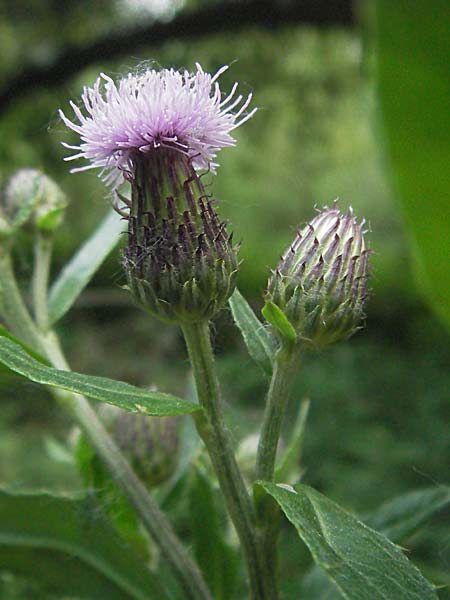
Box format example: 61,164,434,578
0,0,448,598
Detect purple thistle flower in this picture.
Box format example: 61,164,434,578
59,63,256,190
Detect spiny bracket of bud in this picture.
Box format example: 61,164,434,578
100,404,180,488
2,168,68,236
123,149,239,324
265,203,371,349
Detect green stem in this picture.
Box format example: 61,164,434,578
255,346,299,598
256,347,298,482
0,251,212,600
182,321,273,600
32,231,53,331
0,250,42,350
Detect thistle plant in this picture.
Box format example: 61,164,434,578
0,63,442,600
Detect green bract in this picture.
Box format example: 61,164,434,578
265,204,370,348
123,149,239,324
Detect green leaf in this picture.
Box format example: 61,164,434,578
375,0,450,327
262,301,297,344
302,486,450,600
0,324,50,365
48,209,125,325
75,432,150,561
260,482,438,600
228,288,276,375
365,486,450,545
0,335,201,417
0,488,170,600
189,466,239,600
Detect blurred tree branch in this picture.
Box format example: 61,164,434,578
0,0,353,114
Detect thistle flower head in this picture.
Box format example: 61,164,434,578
266,203,371,348
59,63,256,190
124,150,239,323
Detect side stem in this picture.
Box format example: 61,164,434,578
256,347,298,482
255,346,299,599
32,230,53,331
182,320,273,600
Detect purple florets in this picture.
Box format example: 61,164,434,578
59,63,256,190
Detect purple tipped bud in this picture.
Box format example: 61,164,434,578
265,204,371,348
123,149,239,323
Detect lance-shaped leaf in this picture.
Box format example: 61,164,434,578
48,209,125,325
259,482,438,600
228,288,275,376
0,488,170,600
302,485,450,599
0,336,201,417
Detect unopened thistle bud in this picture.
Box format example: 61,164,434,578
3,168,68,233
265,204,371,348
60,64,255,323
100,405,180,488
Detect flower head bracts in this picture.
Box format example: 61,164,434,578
266,203,371,348
59,64,256,190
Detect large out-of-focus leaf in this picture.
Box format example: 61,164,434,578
48,209,125,325
375,0,450,327
260,482,437,600
228,288,275,376
0,335,201,417
0,488,170,600
75,432,150,560
302,486,450,599
366,485,450,542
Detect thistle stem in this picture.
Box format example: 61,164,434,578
0,250,42,349
32,230,53,331
0,251,212,600
256,347,299,482
255,346,299,598
182,320,273,600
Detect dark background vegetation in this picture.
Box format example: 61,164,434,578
0,0,448,598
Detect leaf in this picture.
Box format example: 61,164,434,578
365,486,450,545
302,486,450,600
189,466,239,600
0,546,131,600
0,324,50,365
375,0,450,328
229,288,276,375
260,482,438,600
262,301,297,344
48,209,125,325
75,432,150,560
0,335,202,417
0,488,170,600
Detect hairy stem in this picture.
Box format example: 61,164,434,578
0,250,42,349
32,231,53,331
255,346,299,599
256,347,298,482
182,320,274,600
